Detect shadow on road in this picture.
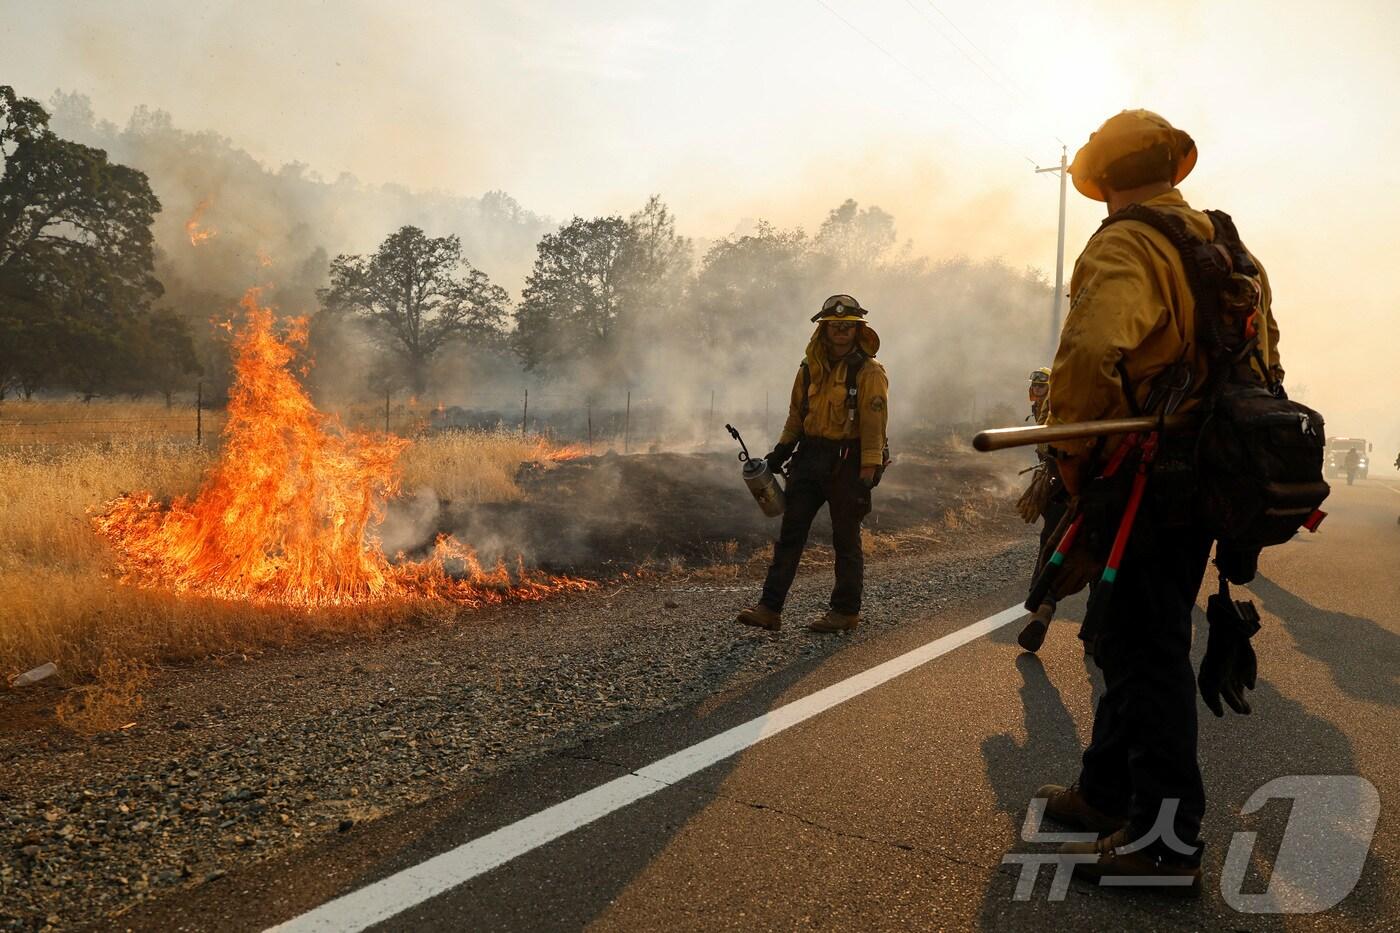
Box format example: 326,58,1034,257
967,603,1393,931
970,649,1215,930
1250,573,1400,709
1199,678,1393,929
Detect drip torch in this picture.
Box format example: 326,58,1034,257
726,423,785,517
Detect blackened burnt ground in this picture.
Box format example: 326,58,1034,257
442,446,1010,574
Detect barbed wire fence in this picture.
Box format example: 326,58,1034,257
1,381,984,452
0,383,784,454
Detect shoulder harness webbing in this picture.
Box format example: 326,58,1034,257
1096,204,1276,404
799,351,867,425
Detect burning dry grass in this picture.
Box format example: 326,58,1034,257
90,295,592,610
0,430,574,697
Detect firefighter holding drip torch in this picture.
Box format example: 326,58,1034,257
735,295,889,633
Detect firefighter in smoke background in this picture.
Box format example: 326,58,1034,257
736,295,889,633
1028,366,1052,424
1029,110,1283,891
1015,367,1074,653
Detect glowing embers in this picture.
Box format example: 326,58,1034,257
94,289,590,609
185,198,217,247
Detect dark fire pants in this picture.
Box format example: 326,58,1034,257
759,441,871,615
1077,513,1214,862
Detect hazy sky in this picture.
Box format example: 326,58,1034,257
4,0,1398,452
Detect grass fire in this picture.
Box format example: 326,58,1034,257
93,289,590,609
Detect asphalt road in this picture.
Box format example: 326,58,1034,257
121,479,1400,932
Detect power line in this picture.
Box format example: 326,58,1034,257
810,0,1040,170
902,0,1024,109
921,0,1030,104
898,0,1066,167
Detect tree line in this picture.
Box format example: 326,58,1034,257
0,86,197,403
317,194,941,400
2,85,1051,418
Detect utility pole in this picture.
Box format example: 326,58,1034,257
1035,145,1069,361
708,390,715,447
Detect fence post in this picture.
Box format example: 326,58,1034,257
587,403,593,454
196,381,203,447
708,389,715,447
624,390,631,455
384,389,391,434
522,389,529,437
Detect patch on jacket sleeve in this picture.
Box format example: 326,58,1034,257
870,397,886,411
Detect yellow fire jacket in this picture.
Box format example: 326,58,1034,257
1048,188,1282,457
778,324,889,468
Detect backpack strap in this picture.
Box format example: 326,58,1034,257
799,352,868,425
1097,204,1270,411
845,351,867,423
799,360,810,422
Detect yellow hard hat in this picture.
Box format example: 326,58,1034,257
1069,110,1196,202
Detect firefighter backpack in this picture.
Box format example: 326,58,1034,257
1099,206,1330,553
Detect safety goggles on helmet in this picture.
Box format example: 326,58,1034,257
812,294,867,323
1029,369,1051,384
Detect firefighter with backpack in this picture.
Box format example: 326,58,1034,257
1025,110,1327,893
735,294,889,633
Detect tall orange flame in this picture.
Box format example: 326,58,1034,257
95,289,590,609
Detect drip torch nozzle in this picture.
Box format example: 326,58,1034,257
725,424,751,461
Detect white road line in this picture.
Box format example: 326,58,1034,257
1380,483,1400,497
268,604,1026,933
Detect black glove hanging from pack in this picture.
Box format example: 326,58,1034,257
1198,573,1261,717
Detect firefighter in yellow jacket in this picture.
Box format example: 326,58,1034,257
736,295,889,632
1031,110,1282,891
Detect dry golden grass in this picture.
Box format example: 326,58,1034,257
0,398,224,446
55,655,150,734
0,430,560,697
399,430,557,504
860,528,904,556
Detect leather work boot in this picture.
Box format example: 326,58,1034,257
1058,826,1202,896
736,604,782,631
1017,601,1055,652
808,610,860,632
1033,783,1129,835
